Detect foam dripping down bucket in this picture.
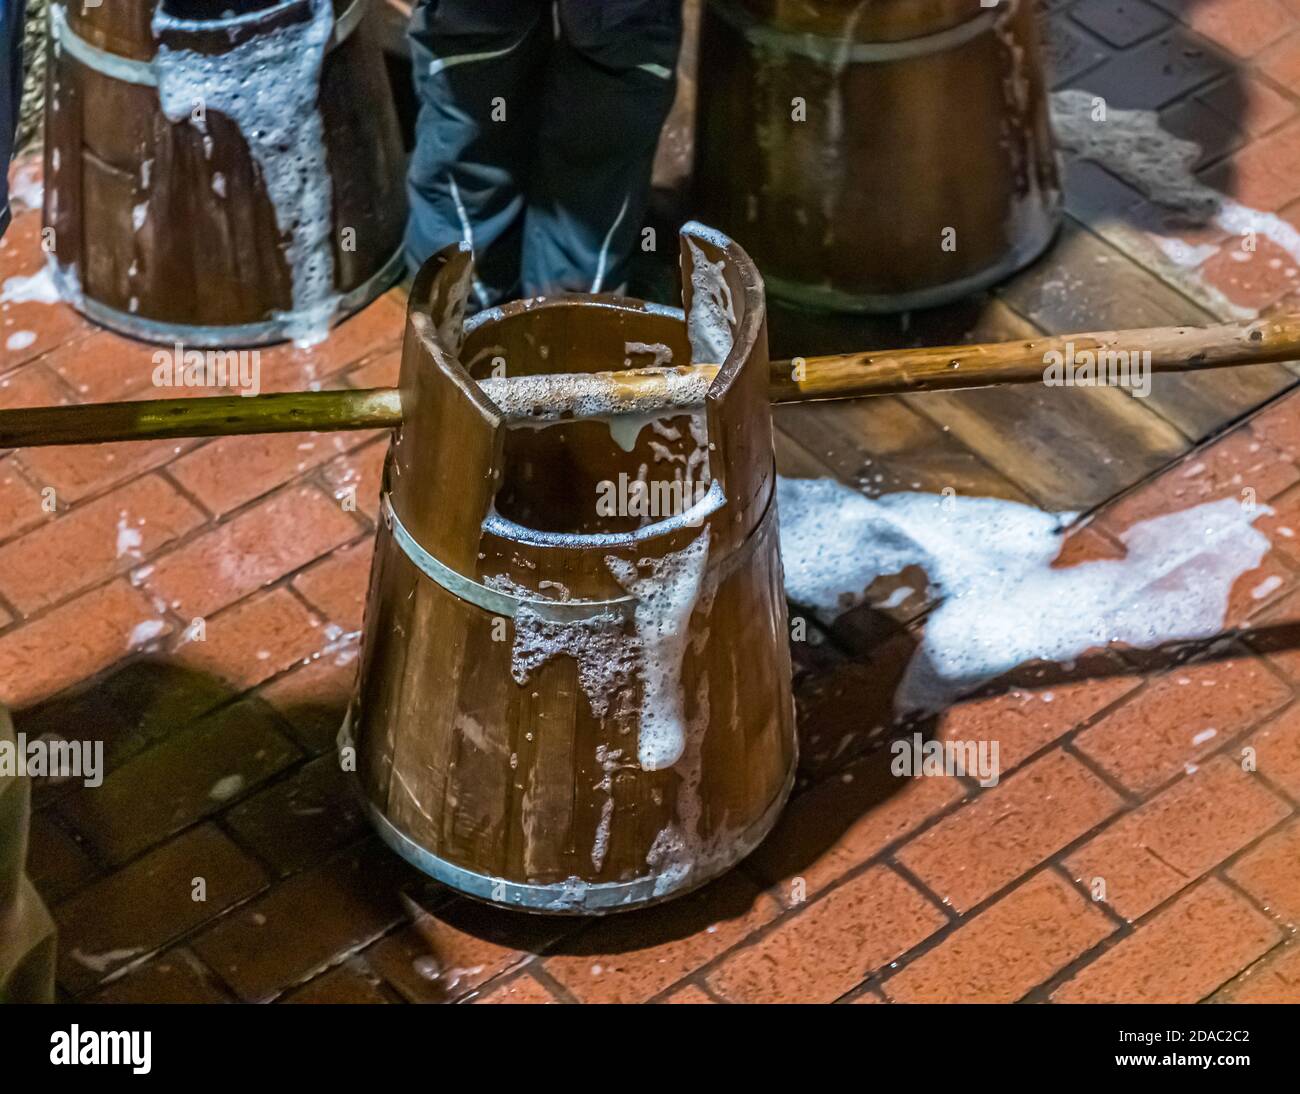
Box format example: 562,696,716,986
345,226,797,913
43,0,406,346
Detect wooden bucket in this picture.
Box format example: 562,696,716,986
344,225,797,913
693,0,1061,312
43,0,407,346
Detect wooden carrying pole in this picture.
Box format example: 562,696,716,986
2,315,1299,449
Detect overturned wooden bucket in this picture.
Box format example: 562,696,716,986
43,0,407,346
342,225,798,912
694,0,1061,312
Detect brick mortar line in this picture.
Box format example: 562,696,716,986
1030,861,1291,1005
309,461,379,536
28,799,109,887
0,468,214,618
839,981,887,1004
1067,654,1296,802
459,965,533,1004
515,960,584,1006
1019,879,1131,1001
885,856,962,923
641,859,940,1004
282,581,340,630
1213,844,1300,927
1240,63,1300,113
0,587,21,629
1068,207,1222,323
1193,68,1300,143
155,463,218,523
0,326,97,385
62,859,277,1001
1048,858,1136,936
272,951,398,1005
339,341,403,385
262,921,408,1005
791,641,1153,810
1049,23,1113,92
1207,934,1296,1003
128,834,402,1004
449,952,565,1004
43,752,307,904
3,435,206,542
863,856,1131,1003
152,408,385,522
0,494,367,667
1061,738,1151,804
1062,3,1167,54
861,767,1169,987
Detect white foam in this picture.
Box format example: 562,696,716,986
9,163,43,211
1051,89,1300,316
153,0,340,346
777,477,1270,716
480,368,714,424
606,530,711,771
115,513,143,558
624,341,674,369
1,266,60,305
505,531,711,774
508,607,637,721
684,237,736,366
128,619,167,648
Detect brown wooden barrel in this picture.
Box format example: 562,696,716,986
43,0,407,346
345,226,797,913
694,0,1061,312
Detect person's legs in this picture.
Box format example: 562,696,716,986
522,0,681,297
406,0,548,305
0,0,27,239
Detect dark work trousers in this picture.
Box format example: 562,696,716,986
406,0,681,306
0,0,24,238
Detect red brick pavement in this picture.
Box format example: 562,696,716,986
8,0,1300,1004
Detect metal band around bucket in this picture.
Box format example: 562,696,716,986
706,0,1009,64
765,198,1062,312
56,245,405,348
50,0,369,87
358,757,797,913
382,480,779,623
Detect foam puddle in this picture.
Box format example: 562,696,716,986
777,477,1271,717
1050,89,1300,317
153,0,339,346
1,266,61,305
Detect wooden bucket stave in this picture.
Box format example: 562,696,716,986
43,0,406,346
347,228,797,913
694,0,1061,312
